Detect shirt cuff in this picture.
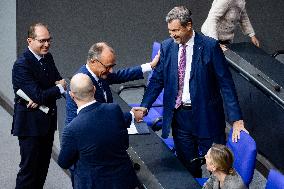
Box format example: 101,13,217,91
129,110,135,124
57,84,65,94
248,32,255,38
141,63,152,73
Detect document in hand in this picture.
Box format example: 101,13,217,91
16,89,49,114
127,122,150,135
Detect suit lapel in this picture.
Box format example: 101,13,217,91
171,42,179,88
190,33,204,82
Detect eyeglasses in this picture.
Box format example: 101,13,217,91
92,59,116,71
34,37,52,44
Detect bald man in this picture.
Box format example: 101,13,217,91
58,73,139,189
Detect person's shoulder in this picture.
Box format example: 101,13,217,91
196,32,218,46
225,172,247,189
13,50,31,68
76,64,88,74
195,32,219,51
100,102,121,111
161,38,174,46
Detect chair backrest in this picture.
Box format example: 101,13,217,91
151,42,161,60
265,169,284,189
149,42,163,105
226,128,257,187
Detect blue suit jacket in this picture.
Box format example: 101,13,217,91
58,102,139,189
12,49,63,136
65,64,143,125
141,32,242,138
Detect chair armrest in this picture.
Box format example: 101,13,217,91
271,50,284,58
117,83,146,95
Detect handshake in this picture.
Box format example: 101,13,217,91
130,107,148,123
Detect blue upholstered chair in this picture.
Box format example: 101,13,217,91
226,128,257,187
265,169,284,189
196,128,257,187
118,42,164,130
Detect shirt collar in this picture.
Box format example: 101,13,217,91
77,100,97,114
86,64,99,82
28,46,43,61
179,30,195,48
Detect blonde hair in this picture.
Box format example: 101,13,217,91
210,144,235,175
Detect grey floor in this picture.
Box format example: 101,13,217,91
0,106,72,189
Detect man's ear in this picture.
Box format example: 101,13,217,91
69,91,75,100
186,22,192,30
27,38,32,45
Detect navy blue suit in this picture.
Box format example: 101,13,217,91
141,33,242,175
65,64,143,126
58,102,139,189
12,49,63,188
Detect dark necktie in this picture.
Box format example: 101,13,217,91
175,45,187,109
39,57,48,76
98,79,107,101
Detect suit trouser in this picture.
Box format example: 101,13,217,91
16,128,55,189
172,107,225,177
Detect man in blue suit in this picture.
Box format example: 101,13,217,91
139,6,248,177
65,42,158,185
58,73,139,189
65,42,159,126
12,23,66,188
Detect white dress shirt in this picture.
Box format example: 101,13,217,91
178,31,195,104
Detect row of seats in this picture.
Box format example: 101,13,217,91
119,41,284,188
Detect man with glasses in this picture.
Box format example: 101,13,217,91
65,42,159,185
12,22,66,188
65,42,159,126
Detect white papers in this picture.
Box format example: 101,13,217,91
16,89,49,114
127,122,138,134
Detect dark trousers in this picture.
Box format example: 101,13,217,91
16,129,55,189
172,107,225,177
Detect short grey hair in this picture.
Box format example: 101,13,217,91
70,73,95,101
166,6,192,27
87,42,115,62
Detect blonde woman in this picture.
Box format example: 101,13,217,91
201,0,260,50
203,144,247,189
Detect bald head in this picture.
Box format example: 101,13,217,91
70,73,95,102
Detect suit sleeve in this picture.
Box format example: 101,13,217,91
106,65,144,84
12,60,62,105
212,42,242,121
58,126,78,169
65,87,78,126
140,45,164,109
201,0,231,39
239,7,255,37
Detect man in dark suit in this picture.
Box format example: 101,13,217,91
65,42,159,126
12,23,66,188
138,6,248,177
58,73,139,189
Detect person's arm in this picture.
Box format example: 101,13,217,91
58,127,78,169
65,87,78,126
201,0,231,39
140,45,165,111
12,60,62,106
239,7,260,47
106,52,160,85
211,42,248,142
